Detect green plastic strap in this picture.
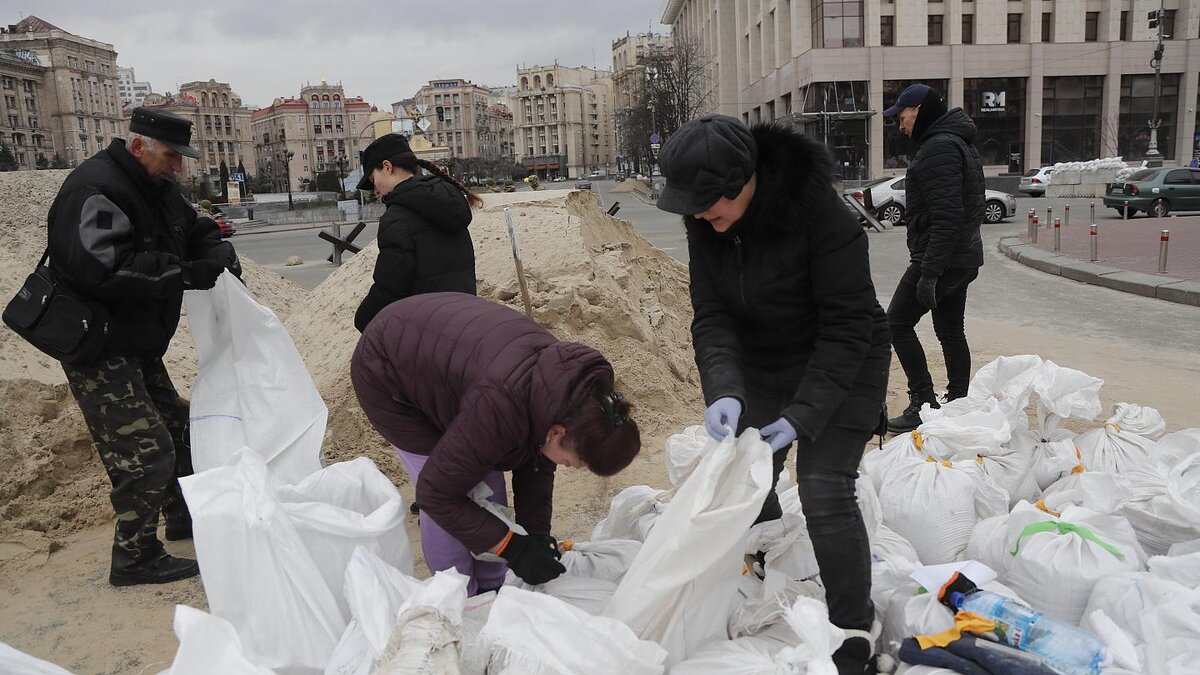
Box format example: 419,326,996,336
1009,520,1126,560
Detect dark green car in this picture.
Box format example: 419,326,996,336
1103,167,1200,218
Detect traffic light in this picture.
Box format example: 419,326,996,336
1148,9,1160,29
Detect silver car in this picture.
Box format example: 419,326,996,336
846,175,1016,224
1018,167,1054,197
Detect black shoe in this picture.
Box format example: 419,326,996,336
164,519,192,541
110,554,200,587
832,636,878,675
886,395,940,433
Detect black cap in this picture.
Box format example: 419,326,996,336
129,107,200,158
655,114,757,215
356,133,415,190
883,84,933,118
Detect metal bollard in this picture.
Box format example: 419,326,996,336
1124,200,1130,220
1090,202,1095,224
1053,218,1061,251
1064,204,1070,228
1159,230,1170,273
332,221,342,265
1027,209,1035,239
1047,206,1053,227
1090,224,1098,262
1032,215,1039,244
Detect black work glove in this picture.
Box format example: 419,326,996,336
182,259,225,290
499,532,565,585
916,273,939,310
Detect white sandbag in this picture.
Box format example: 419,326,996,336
1076,404,1164,474
590,485,667,542
481,586,667,675
514,576,617,616
862,432,924,494
729,573,826,645
1148,550,1200,589
1140,591,1200,674
1084,572,1189,646
993,503,1147,624
459,592,497,675
604,429,772,665
1040,471,1132,515
1107,402,1167,440
186,272,324,484
870,524,923,634
1121,453,1200,556
858,475,883,540
914,404,1012,460
1154,429,1200,468
0,642,75,675
559,539,642,583
878,456,1008,564
162,606,277,675
772,597,844,675
1032,360,1104,424
754,488,820,588
665,425,710,487
925,355,1043,428
367,567,469,675
668,637,776,675
1084,610,1142,672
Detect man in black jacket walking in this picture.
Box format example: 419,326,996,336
883,84,985,432
48,107,240,586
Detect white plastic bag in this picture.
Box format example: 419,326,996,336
162,606,277,675
604,429,772,665
186,272,325,484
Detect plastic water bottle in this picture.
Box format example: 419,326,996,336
948,590,1108,675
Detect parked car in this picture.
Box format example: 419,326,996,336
1102,167,1200,218
212,213,236,238
1019,167,1054,197
845,175,1016,224
575,180,592,190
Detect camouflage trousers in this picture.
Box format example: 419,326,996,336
63,355,193,571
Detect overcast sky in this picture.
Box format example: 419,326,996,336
15,1,670,108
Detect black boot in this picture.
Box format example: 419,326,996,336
110,553,200,587
832,635,878,674
164,514,192,541
886,393,940,433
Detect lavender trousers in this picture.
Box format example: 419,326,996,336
394,447,509,595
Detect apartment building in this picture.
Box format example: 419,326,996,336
662,0,1200,177
515,65,616,178
612,32,673,174
251,82,372,193
0,15,123,167
405,79,515,160
117,66,152,107
0,47,51,168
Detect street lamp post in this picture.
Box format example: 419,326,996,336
280,149,294,210
1145,0,1167,167
336,155,347,199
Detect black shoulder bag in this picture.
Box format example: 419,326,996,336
3,248,111,364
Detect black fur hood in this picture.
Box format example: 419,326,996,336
684,122,838,238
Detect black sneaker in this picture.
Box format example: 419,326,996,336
886,396,940,433
832,636,878,674
110,553,200,587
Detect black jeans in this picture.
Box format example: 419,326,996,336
887,263,978,399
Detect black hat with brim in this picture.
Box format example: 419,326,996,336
356,133,415,190
129,107,200,159
655,114,757,216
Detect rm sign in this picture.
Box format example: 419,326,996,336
981,91,1006,113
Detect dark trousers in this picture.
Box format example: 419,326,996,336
887,263,978,399
63,355,193,571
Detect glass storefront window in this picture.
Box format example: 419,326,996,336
964,78,1026,167
1119,73,1180,161
798,81,871,179
813,1,865,48
882,79,948,168
1041,76,1103,164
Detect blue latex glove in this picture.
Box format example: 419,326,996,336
703,397,742,441
760,418,798,452
916,273,939,309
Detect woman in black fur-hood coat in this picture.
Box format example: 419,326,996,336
660,115,890,674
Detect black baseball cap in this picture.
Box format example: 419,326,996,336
129,107,200,158
356,133,415,190
655,114,757,216
883,84,933,118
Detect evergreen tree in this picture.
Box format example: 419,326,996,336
35,153,49,170
0,143,18,171
219,160,230,202
50,152,69,169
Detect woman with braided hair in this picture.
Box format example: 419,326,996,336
350,292,641,593
353,133,483,331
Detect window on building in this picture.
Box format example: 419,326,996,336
812,0,865,48
1120,11,1130,40
928,15,944,45
1119,73,1180,160
1041,13,1052,42
1008,14,1022,43
1041,75,1105,164
881,15,895,46
1085,12,1099,41
1162,9,1176,38
962,14,974,44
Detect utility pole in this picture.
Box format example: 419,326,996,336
1145,0,1166,167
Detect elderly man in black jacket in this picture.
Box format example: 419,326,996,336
48,107,240,586
883,84,985,432
657,114,891,675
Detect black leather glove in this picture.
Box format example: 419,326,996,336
183,259,224,290
499,532,565,585
916,273,939,310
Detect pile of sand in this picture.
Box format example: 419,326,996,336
0,172,701,573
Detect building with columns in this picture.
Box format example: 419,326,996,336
0,46,52,168
661,0,1200,177
515,65,616,178
403,79,515,161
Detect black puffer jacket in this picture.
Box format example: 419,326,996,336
47,139,239,358
903,108,986,274
354,175,476,331
685,123,891,442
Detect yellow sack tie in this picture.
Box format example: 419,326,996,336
924,455,952,468
915,611,996,649
559,540,574,552
1034,500,1062,518
1105,422,1122,433
911,430,925,451
1070,446,1086,474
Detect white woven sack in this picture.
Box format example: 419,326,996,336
1040,471,1132,515
862,431,923,494
668,637,776,675
728,574,826,645
1148,549,1200,589
1121,453,1200,556
923,355,1043,429
665,425,710,487
559,539,642,583
604,429,772,666
1032,360,1104,425
1140,591,1200,675
590,485,667,542
162,606,276,675
914,404,1012,460
1001,503,1146,624
1153,429,1200,469
858,475,882,541
481,586,667,675
1076,404,1164,474
878,456,1008,564
1083,572,1195,657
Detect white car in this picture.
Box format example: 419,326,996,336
846,175,1017,224
1018,167,1054,196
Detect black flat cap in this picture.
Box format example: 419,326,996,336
356,133,415,190
129,107,200,159
655,114,757,215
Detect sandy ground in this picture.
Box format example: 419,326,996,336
0,170,1195,673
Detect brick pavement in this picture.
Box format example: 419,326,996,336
1020,213,1199,283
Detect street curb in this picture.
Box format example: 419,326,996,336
998,236,1199,307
